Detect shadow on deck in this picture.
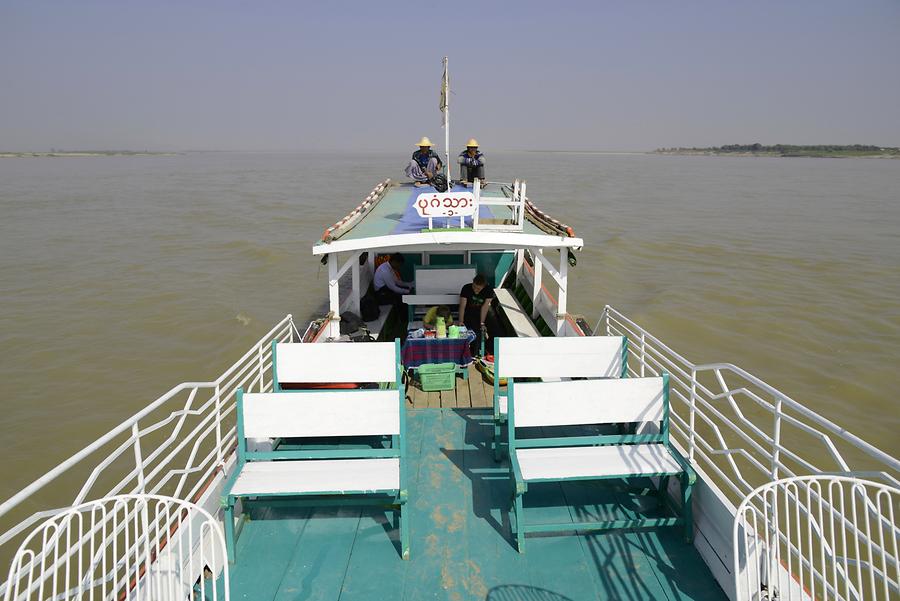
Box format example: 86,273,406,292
227,408,727,601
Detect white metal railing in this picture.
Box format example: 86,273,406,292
734,476,899,601
4,494,228,601
597,306,900,511
0,315,297,591
473,178,525,232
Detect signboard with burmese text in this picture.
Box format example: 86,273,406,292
414,192,476,218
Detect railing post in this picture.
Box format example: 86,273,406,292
640,331,646,377
132,423,145,493
258,341,265,393
689,368,697,462
772,398,783,480
214,384,223,466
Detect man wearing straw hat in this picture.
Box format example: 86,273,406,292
405,137,444,187
457,138,486,186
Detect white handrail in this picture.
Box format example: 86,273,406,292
598,306,900,512
4,494,229,601
0,315,294,565
734,476,899,601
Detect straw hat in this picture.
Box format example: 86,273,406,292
466,138,479,148
416,136,434,147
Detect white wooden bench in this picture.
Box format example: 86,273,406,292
493,288,541,338
507,374,695,551
223,341,409,562
403,264,476,321
272,340,398,390
492,335,628,459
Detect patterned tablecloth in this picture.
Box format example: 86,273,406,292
401,336,473,368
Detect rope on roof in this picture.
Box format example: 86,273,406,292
322,179,391,243
523,197,576,238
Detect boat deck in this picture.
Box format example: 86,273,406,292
227,408,727,601
406,364,495,409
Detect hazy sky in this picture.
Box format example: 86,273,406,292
2,1,898,152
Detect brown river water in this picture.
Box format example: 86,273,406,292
0,151,898,503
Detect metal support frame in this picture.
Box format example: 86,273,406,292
326,251,364,338
531,249,542,320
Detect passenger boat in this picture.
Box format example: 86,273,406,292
0,170,897,601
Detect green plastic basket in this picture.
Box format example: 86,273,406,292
418,362,456,392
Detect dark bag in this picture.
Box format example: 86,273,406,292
431,173,448,192
339,311,363,335
360,289,380,322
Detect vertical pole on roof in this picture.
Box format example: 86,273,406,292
441,57,450,180
557,247,568,335
328,253,340,338
519,181,527,229
473,178,481,230
441,56,450,183
531,249,542,321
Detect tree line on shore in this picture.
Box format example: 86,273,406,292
655,144,899,155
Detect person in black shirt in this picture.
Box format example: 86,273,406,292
459,274,500,355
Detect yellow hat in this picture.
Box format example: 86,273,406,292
466,138,479,147
416,136,434,147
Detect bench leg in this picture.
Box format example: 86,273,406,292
224,500,236,564
657,475,671,508
493,422,503,462
399,503,410,560
681,472,694,543
513,493,525,553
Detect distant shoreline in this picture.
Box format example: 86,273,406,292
653,144,900,159
0,151,179,158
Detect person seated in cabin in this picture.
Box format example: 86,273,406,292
423,305,454,328
405,137,443,187
459,274,500,355
374,253,413,308
457,138,486,186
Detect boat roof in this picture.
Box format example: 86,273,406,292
312,180,584,256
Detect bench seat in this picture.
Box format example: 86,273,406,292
494,288,541,338
506,374,695,551
230,458,400,496
225,340,410,562
517,444,683,482
492,335,628,459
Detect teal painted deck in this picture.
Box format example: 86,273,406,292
227,409,727,601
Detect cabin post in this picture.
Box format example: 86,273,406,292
515,248,525,283
327,252,340,338
557,247,568,335
351,258,361,315
531,249,543,321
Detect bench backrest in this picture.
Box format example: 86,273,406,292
509,375,669,446
240,390,400,438
273,340,399,389
236,387,405,461
496,336,627,379
414,265,476,296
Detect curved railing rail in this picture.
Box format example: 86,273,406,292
4,494,228,601
598,306,900,512
734,476,899,601
0,315,296,588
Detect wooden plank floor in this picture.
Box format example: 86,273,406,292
406,364,495,409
